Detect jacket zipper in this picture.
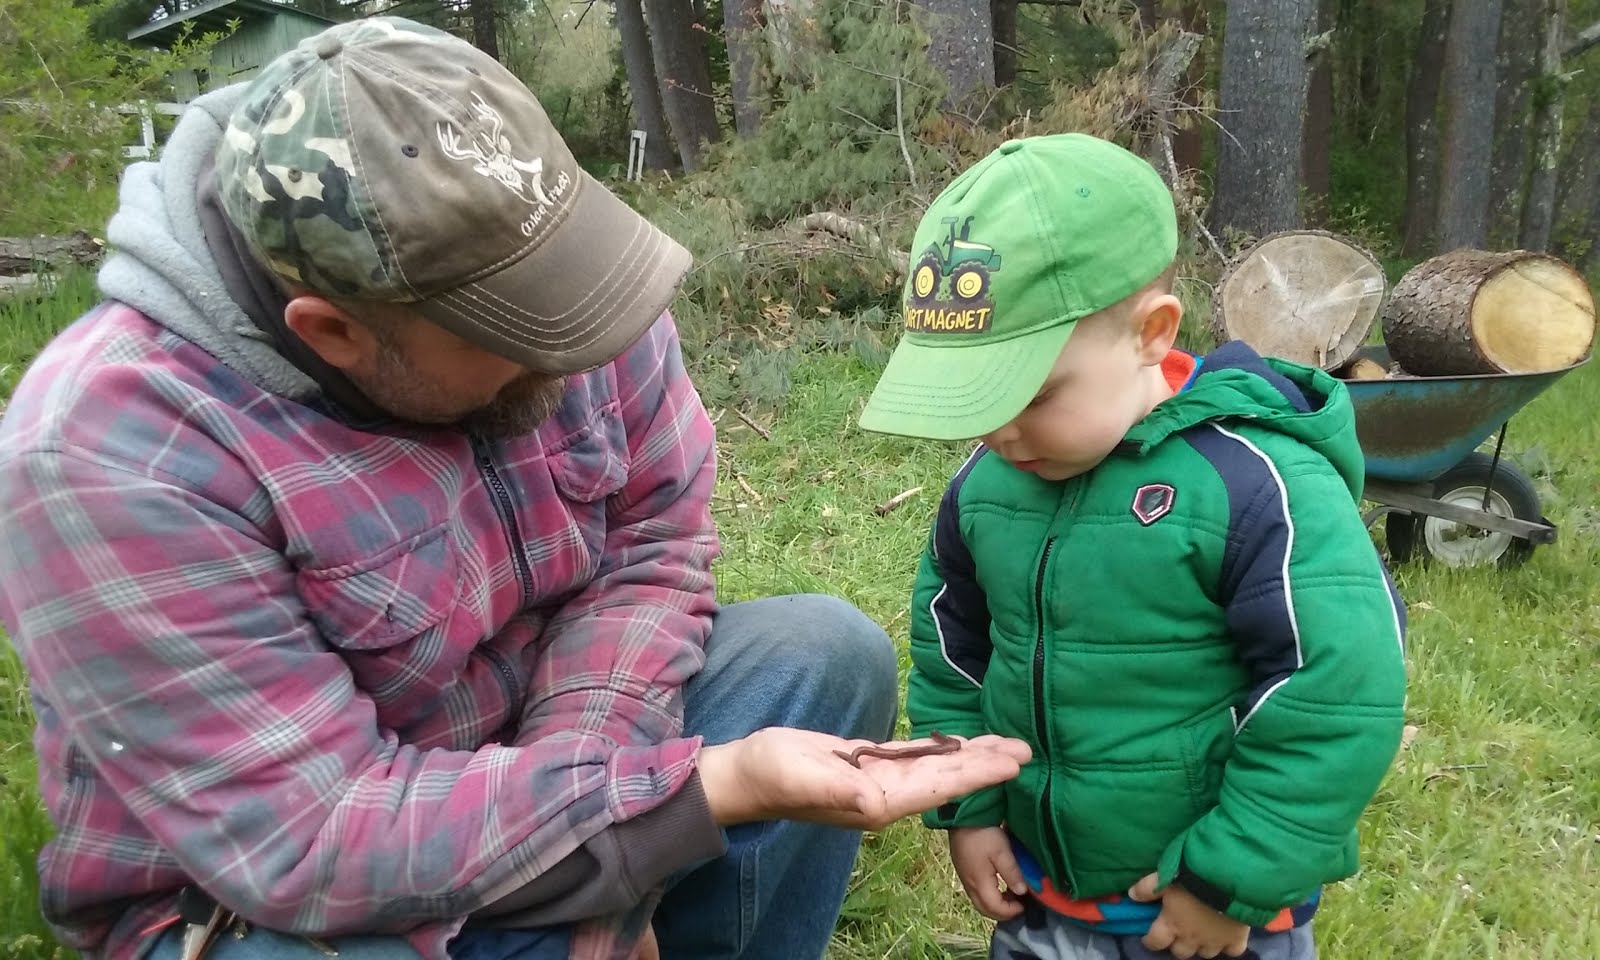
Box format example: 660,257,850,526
1033,535,1069,889
471,436,535,608
480,646,526,735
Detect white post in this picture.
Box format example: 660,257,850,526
627,130,647,182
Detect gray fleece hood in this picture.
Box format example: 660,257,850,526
98,86,321,403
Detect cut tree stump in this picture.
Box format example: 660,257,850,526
1212,230,1388,370
1381,249,1596,376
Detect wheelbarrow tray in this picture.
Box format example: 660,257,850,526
1342,346,1589,485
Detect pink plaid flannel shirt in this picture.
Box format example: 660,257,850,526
0,304,719,960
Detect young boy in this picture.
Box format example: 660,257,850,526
860,134,1408,959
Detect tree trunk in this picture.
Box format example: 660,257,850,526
643,0,723,171
1401,0,1449,258
1381,250,1595,375
992,0,1018,88
724,0,765,137
915,0,996,115
1212,0,1319,239
1170,0,1209,176
1519,0,1566,251
469,0,499,60
1435,0,1504,250
615,0,677,170
1301,0,1334,226
1554,101,1600,267
1487,0,1539,247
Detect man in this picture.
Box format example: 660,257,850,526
0,17,1029,960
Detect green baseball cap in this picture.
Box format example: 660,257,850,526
216,17,691,375
859,134,1178,440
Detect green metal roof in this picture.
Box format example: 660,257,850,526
128,0,337,44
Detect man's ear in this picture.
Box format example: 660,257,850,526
283,295,378,371
1134,293,1184,365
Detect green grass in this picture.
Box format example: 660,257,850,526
3,278,1600,957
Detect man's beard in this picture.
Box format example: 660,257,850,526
351,337,568,440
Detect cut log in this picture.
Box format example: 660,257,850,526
1381,249,1596,375
1212,230,1388,370
1338,356,1390,380
0,232,104,275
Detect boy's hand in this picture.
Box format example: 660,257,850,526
1128,872,1249,959
948,826,1030,920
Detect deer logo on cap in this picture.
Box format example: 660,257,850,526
437,92,569,211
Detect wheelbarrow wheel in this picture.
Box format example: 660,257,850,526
1386,452,1542,568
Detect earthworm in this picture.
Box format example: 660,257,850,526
832,731,961,767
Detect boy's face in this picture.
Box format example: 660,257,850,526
978,295,1178,481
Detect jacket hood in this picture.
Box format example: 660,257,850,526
96,85,323,403
1124,341,1364,499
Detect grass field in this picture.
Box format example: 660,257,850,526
3,273,1599,958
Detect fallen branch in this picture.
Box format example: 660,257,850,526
797,213,910,276
735,474,764,502
731,407,772,440
0,231,104,275
873,486,924,516
1565,17,1600,58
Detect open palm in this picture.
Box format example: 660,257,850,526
700,728,1031,830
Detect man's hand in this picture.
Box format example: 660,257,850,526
698,728,1031,830
948,826,1029,920
1128,873,1250,960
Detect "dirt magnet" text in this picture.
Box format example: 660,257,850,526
904,306,994,333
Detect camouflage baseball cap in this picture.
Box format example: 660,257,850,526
216,16,691,375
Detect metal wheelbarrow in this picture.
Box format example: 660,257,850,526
1343,346,1590,568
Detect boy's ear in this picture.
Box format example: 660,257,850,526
1134,294,1184,365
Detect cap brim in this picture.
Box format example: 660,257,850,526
859,323,1077,440
412,171,692,375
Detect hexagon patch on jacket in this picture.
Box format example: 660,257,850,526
1132,483,1176,526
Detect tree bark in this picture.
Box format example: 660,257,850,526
1212,0,1319,239
992,0,1018,88
915,0,996,115
1487,0,1539,247
1402,0,1449,258
643,0,723,171
1435,0,1504,250
1519,0,1566,251
469,0,499,60
615,0,677,170
1301,0,1334,226
724,0,765,137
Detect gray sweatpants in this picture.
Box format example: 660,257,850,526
990,904,1315,960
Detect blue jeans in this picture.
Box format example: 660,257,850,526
144,594,899,960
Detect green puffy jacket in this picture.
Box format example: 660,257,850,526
908,342,1407,926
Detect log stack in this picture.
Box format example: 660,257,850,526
1213,231,1596,381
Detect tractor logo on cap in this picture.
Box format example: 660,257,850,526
905,216,1003,335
